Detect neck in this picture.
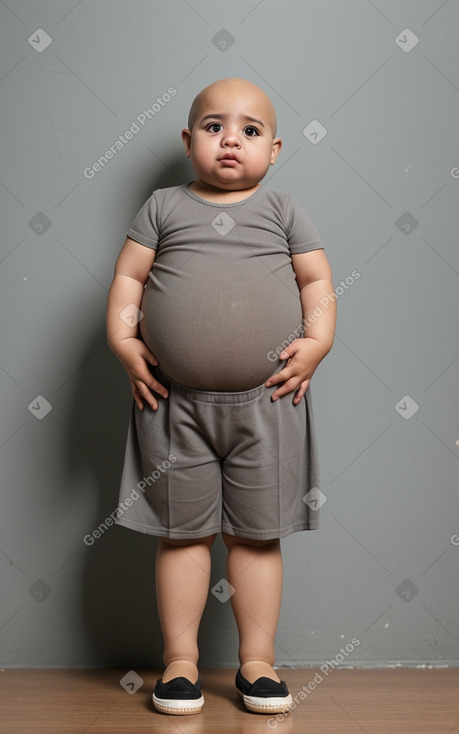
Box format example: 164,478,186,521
188,180,261,203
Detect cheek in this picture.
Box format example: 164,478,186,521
192,141,216,168
252,146,273,167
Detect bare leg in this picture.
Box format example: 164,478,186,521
155,534,216,683
222,533,283,683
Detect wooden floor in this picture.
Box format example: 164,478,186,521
0,667,458,733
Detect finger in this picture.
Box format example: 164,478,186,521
265,365,292,388
140,346,159,367
278,340,299,360
270,377,301,402
293,379,310,405
131,384,144,411
136,382,160,412
147,376,169,400
135,368,169,399
145,395,159,412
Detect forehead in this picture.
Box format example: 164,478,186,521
198,83,272,120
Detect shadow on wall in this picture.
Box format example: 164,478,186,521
62,155,236,668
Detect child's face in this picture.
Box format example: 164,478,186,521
182,80,281,192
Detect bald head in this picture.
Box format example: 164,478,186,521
187,77,277,136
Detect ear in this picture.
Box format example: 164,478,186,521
270,137,282,165
181,128,192,158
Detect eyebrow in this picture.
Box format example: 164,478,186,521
199,113,265,127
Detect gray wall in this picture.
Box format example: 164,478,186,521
1,0,458,669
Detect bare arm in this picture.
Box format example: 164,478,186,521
265,249,336,403
106,237,168,411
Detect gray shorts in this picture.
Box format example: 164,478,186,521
115,367,320,540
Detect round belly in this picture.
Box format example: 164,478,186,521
139,262,303,391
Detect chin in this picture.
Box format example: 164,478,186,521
214,174,258,188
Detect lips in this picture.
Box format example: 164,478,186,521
219,153,239,168
219,154,239,164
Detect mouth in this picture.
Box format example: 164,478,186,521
219,154,240,166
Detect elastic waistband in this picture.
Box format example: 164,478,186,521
156,366,267,404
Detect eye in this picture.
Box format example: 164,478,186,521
244,126,259,137
206,122,222,133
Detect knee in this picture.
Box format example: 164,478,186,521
222,533,279,550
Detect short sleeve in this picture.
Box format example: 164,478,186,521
126,193,159,249
286,194,324,254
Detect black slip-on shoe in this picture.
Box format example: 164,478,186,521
235,668,293,713
152,674,204,715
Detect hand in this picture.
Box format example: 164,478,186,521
265,337,324,405
114,337,168,411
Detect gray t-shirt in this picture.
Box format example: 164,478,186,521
127,184,324,391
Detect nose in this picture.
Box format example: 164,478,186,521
221,126,241,147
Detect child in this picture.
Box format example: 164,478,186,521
106,77,336,715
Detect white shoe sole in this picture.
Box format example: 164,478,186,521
152,693,204,715
237,688,293,713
